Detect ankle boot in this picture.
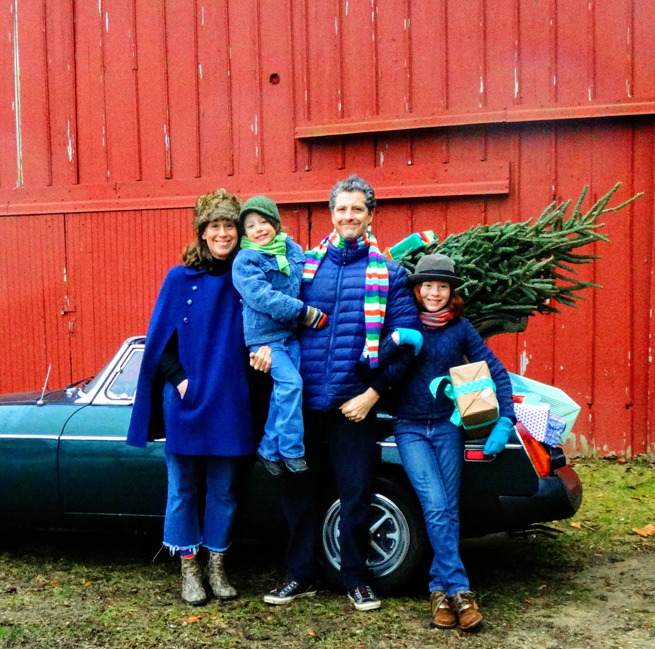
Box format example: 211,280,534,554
180,556,207,606
450,591,483,631
429,589,457,629
207,551,237,600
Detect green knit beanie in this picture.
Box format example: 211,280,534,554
239,195,281,228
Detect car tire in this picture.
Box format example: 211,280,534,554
319,473,429,595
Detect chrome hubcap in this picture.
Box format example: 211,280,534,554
322,493,411,578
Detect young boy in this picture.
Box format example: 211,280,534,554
232,196,327,474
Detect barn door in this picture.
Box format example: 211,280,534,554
0,213,72,392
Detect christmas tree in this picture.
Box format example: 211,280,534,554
397,184,641,322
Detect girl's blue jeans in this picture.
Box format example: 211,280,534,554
393,418,470,596
163,453,240,555
250,338,305,461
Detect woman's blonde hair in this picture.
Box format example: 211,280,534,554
182,189,242,269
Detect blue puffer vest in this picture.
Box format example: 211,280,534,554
232,238,306,346
298,242,420,411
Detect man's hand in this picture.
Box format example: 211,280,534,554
177,379,188,399
339,388,380,423
249,345,272,373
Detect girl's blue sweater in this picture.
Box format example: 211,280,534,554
386,317,516,422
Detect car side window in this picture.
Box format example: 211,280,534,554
106,349,144,401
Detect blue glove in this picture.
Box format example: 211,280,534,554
395,328,423,356
483,417,514,455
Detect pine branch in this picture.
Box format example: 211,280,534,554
397,184,642,320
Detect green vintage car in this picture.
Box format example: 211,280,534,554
0,317,582,593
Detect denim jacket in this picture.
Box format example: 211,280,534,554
232,237,306,346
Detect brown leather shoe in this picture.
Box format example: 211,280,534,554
429,590,457,629
450,591,483,630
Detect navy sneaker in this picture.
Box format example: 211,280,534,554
348,585,381,611
283,456,308,473
263,580,317,605
257,454,285,477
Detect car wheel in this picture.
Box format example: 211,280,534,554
319,474,429,594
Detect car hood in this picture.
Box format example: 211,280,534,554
0,390,72,405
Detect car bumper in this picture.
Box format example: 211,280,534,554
498,465,583,530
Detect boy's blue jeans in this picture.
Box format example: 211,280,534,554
392,418,470,596
163,453,240,555
250,339,305,461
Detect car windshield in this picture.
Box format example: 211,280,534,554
106,350,143,400
80,361,112,395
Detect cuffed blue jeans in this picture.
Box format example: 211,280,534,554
163,453,240,555
393,418,470,596
250,339,305,461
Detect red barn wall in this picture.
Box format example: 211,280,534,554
0,1,654,457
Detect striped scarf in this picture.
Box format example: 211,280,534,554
303,229,389,368
419,309,455,329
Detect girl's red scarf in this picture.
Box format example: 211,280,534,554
419,309,455,329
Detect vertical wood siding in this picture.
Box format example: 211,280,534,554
0,1,654,457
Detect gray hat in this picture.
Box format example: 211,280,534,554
407,253,465,288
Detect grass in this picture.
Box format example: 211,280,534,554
1,458,654,648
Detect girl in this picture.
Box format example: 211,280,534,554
232,196,327,475
386,253,516,631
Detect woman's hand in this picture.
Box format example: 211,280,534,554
339,388,380,423
177,379,189,399
250,346,272,373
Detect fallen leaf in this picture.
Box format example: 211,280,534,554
182,614,204,624
595,493,604,498
524,599,533,605
617,457,628,464
307,631,316,636
539,584,547,590
570,521,582,529
84,581,92,587
633,524,655,538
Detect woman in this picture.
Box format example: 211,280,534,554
127,189,260,606
385,253,516,630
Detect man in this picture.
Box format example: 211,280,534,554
263,175,421,611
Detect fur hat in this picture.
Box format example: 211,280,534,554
407,253,465,288
239,195,281,227
193,188,242,235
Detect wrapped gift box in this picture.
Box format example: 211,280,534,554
544,415,567,447
509,373,581,444
383,231,437,261
514,402,550,443
449,361,499,439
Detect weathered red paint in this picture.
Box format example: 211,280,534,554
0,1,653,458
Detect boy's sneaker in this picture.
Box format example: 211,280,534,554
263,580,317,605
347,585,381,611
257,454,285,477
283,456,308,473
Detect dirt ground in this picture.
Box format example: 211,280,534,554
1,459,654,649
481,551,655,649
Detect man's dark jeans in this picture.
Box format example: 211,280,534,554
280,407,380,591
